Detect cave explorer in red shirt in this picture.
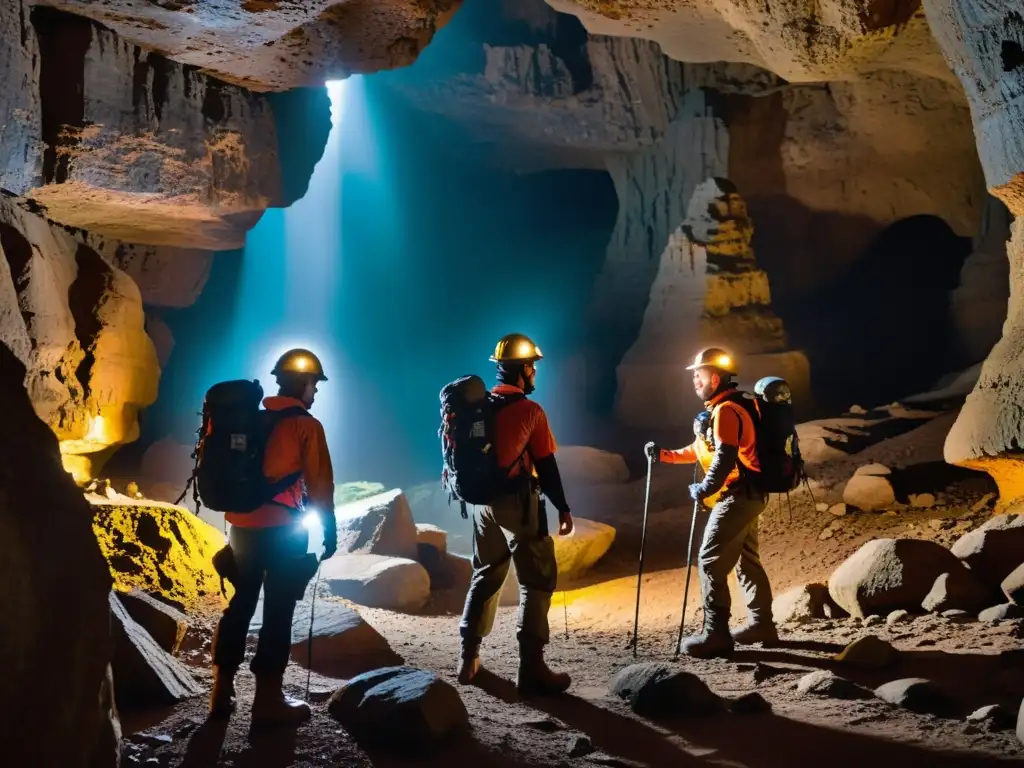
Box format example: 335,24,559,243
644,347,778,658
457,333,574,697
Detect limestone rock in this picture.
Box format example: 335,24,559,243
0,342,117,766
773,583,846,625
415,523,447,555
828,538,967,618
609,663,723,717
921,570,997,615
0,195,159,475
795,670,871,700
874,678,950,716
556,446,629,485
327,666,469,753
842,467,896,512
117,589,188,655
829,503,848,517
909,493,936,508
833,635,897,670
47,0,459,91
1002,563,1024,605
336,489,418,561
951,524,1024,589
282,600,403,679
886,609,912,625
109,592,201,709
553,517,616,582
417,547,472,594
966,704,1015,733
978,603,1023,623
90,499,228,610
322,554,431,613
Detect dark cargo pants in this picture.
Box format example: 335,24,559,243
698,485,773,628
211,522,314,676
459,490,557,653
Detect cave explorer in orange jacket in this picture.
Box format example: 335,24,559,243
209,348,337,726
644,347,777,658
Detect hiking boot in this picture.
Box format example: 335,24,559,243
457,655,481,685
731,620,779,645
517,642,571,696
677,630,734,659
209,665,236,718
251,673,311,728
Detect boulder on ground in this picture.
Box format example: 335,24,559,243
978,514,1024,532
609,663,723,717
978,603,1023,622
556,446,629,485
1017,698,1024,746
773,583,846,624
951,523,1024,590
909,493,936,508
327,666,468,752
833,635,897,670
968,704,1015,732
554,518,616,583
110,593,201,709
795,670,871,699
335,489,418,561
276,599,402,679
322,554,430,612
874,678,950,716
921,569,997,614
118,589,189,655
828,538,969,618
415,523,447,555
90,499,228,610
1002,563,1024,605
842,465,895,512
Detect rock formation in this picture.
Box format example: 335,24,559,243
927,1,1024,504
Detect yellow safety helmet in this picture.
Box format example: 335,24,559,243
271,348,327,381
489,333,544,364
685,347,737,376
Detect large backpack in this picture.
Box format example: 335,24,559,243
180,379,305,514
714,376,805,493
438,375,525,518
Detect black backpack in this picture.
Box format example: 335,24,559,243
714,377,805,494
438,375,525,518
178,379,305,514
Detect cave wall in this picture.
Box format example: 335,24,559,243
923,0,1024,503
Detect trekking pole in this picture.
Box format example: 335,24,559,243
632,455,654,657
673,466,702,658
563,589,569,639
305,558,323,703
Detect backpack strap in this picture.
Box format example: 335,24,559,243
262,406,313,505
709,392,759,479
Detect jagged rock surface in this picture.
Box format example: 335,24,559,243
44,0,461,91
0,194,158,477
0,342,116,767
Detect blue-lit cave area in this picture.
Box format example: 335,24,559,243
2,1,1024,765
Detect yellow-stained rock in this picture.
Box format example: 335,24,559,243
89,497,229,611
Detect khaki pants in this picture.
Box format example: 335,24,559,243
698,485,773,628
459,490,557,651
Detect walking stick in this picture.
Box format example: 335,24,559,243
632,454,654,657
674,465,702,658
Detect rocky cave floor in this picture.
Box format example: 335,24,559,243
118,409,1024,767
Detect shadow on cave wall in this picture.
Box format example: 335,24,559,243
770,209,973,412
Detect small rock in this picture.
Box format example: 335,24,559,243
569,734,594,757
941,609,973,622
886,609,912,625
874,678,949,716
752,663,789,684
921,570,997,614
909,494,936,509
816,502,829,513
928,519,943,531
829,503,848,517
967,704,1015,732
796,670,872,699
414,523,447,555
729,692,771,714
609,663,723,717
849,404,867,415
863,615,883,626
321,554,431,612
882,510,899,517
819,528,835,541
970,493,995,513
833,635,897,670
978,603,1024,622
327,666,468,753
843,473,895,512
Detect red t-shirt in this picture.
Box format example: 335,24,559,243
491,384,557,476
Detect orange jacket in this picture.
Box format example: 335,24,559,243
226,396,335,529
660,389,759,497
492,384,557,477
